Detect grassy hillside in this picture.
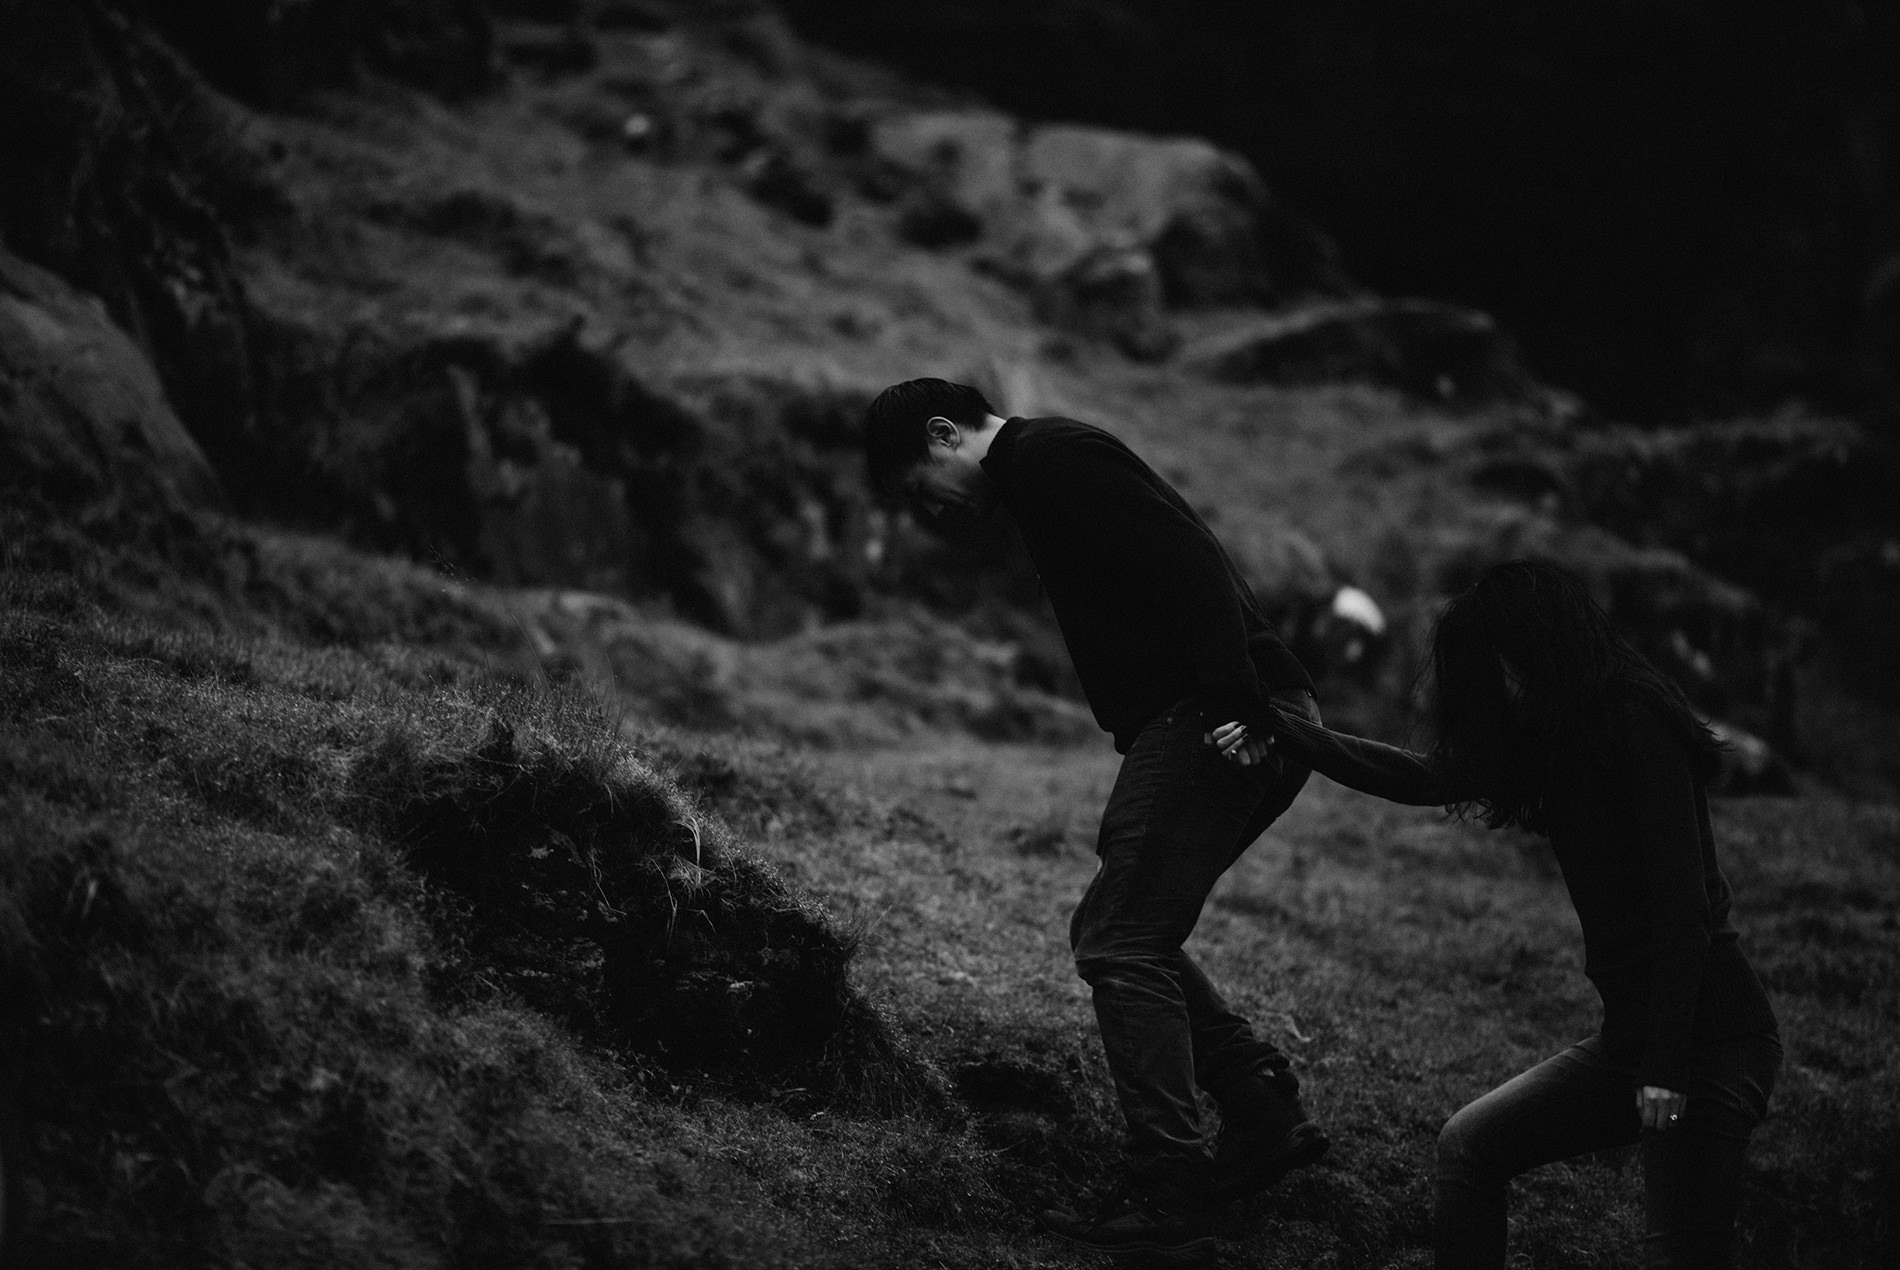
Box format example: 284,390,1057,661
3,3,1898,1267
4,489,1897,1269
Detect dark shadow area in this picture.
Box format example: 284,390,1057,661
780,0,1900,428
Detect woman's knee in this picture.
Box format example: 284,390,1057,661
1437,1103,1497,1178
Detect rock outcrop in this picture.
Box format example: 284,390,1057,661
0,246,223,509
1185,298,1532,403
869,109,1345,356
0,0,264,487
784,0,1900,427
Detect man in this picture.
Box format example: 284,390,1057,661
862,379,1328,1263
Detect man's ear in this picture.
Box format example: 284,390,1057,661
924,415,960,449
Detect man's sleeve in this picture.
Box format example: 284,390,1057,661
1025,430,1272,731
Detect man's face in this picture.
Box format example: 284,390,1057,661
896,420,995,524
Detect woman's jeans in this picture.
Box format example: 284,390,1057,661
1069,691,1317,1181
1436,1031,1782,1269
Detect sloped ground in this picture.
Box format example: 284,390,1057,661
2,2,1897,1266
0,506,968,1267
3,489,1895,1268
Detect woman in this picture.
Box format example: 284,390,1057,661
1214,560,1780,1268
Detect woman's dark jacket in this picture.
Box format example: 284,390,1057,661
1269,697,1778,1090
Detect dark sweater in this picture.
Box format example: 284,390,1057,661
1267,698,1778,1090
980,415,1311,752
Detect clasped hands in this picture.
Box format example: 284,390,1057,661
1637,1084,1687,1132
1205,719,1273,766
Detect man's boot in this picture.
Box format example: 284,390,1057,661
1205,1061,1329,1201
1039,1167,1217,1266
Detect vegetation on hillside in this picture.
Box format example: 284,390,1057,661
1,2,1897,1267
3,467,1896,1269
0,506,955,1266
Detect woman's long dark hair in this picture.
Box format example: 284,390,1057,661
1425,559,1723,832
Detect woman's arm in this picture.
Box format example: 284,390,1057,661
1264,704,1453,806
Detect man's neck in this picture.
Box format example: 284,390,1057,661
963,413,1009,464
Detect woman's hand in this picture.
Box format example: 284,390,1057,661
1636,1085,1687,1132
1206,720,1274,766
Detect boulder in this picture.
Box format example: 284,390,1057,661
0,246,223,508
247,307,685,600
1186,298,1532,402
451,368,642,597
1030,245,1176,361
245,282,889,638
867,108,1338,347
868,111,1019,222
1014,124,1276,305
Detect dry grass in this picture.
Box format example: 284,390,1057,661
0,510,948,1267
4,472,1898,1269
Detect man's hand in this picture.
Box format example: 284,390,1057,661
1636,1085,1687,1132
1205,719,1274,767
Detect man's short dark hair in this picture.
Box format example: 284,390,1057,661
862,378,996,496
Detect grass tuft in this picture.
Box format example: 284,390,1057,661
347,682,943,1113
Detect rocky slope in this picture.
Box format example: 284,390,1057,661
3,5,1899,1265
2,0,1896,786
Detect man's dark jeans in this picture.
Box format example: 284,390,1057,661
1436,1031,1782,1268
1070,690,1317,1181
